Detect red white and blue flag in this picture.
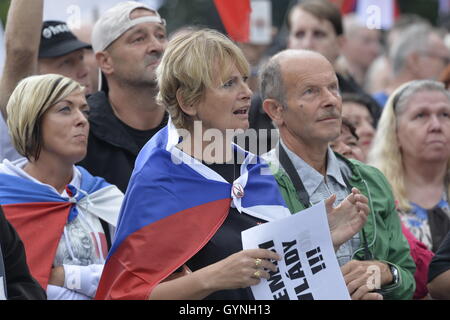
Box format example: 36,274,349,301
0,167,121,290
95,121,291,300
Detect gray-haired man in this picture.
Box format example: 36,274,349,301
261,49,416,300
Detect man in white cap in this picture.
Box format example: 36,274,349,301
79,1,168,192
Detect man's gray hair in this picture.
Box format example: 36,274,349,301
259,57,286,106
389,24,433,76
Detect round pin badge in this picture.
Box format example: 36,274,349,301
232,183,244,198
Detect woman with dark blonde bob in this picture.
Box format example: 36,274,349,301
0,74,123,300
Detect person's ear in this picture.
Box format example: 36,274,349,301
263,98,285,127
176,89,197,116
96,51,114,76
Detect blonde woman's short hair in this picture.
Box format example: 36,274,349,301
156,28,250,130
7,74,83,160
368,79,450,211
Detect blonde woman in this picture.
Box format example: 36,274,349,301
368,80,450,298
0,74,123,300
369,80,450,252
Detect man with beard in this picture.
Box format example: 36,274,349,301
260,49,415,300
79,1,168,192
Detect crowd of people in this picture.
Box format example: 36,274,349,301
0,0,450,300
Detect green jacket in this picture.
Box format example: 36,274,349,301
265,150,416,300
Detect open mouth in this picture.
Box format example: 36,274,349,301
233,108,249,115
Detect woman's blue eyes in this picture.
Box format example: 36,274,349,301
222,77,248,88
59,106,71,112
413,112,450,119
58,106,90,116
223,80,234,87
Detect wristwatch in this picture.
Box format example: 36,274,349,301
388,264,399,285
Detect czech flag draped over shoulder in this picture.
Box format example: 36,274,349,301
95,120,291,300
0,167,122,290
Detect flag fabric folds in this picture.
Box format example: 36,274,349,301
0,167,122,290
214,0,251,42
95,120,291,300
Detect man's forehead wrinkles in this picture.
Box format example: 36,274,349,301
123,23,165,38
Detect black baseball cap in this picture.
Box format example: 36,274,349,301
39,21,91,58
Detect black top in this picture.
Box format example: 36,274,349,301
429,231,450,282
80,91,168,193
0,206,46,300
120,115,168,152
185,159,266,300
427,206,450,253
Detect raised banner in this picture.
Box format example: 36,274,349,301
242,201,350,300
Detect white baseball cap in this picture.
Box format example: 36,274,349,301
91,1,166,53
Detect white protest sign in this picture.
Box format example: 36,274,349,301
242,201,350,300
